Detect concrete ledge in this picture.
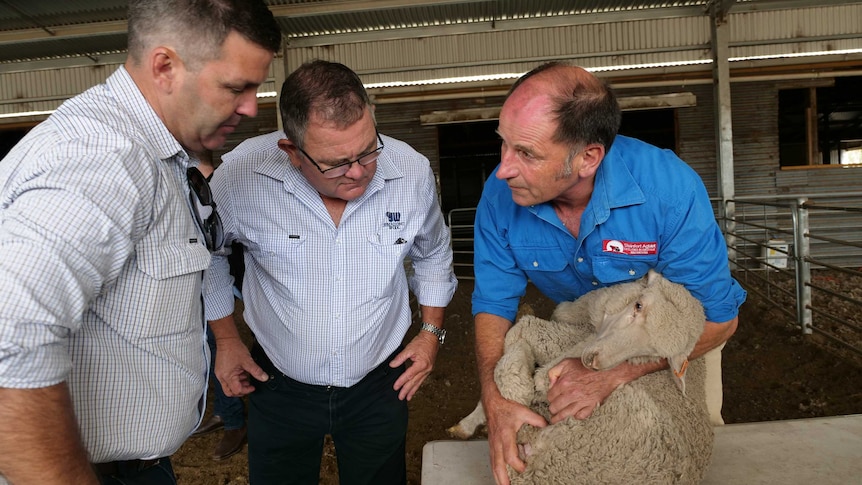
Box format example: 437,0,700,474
422,414,862,484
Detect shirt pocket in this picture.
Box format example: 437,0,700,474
136,240,211,280
364,234,411,298
253,232,307,283
592,254,658,285
511,245,570,273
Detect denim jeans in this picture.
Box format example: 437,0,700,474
206,326,245,429
98,457,176,485
247,344,408,485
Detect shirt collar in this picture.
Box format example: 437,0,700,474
107,66,188,166
588,135,646,225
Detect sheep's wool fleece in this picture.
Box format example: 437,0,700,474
500,282,714,484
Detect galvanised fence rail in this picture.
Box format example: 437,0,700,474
718,192,862,356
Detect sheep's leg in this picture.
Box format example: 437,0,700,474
495,339,538,407
447,401,486,439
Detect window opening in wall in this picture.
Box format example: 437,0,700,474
779,76,862,168
619,109,677,152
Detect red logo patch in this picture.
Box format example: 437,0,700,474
603,239,657,255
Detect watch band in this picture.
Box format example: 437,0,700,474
420,321,446,345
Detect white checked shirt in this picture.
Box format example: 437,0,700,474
0,67,210,466
204,131,457,387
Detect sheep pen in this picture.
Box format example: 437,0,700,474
173,269,862,484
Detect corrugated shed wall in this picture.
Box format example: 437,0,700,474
285,15,711,84
730,82,782,196
284,4,862,85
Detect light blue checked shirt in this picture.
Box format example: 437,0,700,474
204,131,457,387
0,67,210,465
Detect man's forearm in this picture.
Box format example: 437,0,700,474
604,317,739,388
691,317,738,359
419,305,445,329
0,383,98,484
474,312,511,402
208,314,242,342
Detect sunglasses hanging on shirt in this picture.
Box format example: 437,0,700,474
187,167,225,252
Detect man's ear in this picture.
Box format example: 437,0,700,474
277,138,302,168
151,47,181,93
578,143,605,177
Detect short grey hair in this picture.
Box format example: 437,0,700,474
127,0,281,70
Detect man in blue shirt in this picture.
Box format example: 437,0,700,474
472,62,746,485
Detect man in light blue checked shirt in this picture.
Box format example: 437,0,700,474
0,1,280,484
203,60,457,485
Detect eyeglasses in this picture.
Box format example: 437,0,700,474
296,131,385,179
187,167,225,252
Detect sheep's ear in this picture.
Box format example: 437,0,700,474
669,354,689,395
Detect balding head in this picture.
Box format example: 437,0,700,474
506,62,621,153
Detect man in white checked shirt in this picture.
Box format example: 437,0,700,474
0,1,280,484
203,60,457,484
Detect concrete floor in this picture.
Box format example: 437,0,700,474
422,414,862,484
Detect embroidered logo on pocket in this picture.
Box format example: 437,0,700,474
603,239,657,255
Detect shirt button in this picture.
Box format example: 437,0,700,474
592,281,598,286
629,269,636,275
532,261,539,267
577,257,584,263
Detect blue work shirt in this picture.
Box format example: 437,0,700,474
472,135,746,324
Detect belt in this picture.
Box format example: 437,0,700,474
92,458,162,477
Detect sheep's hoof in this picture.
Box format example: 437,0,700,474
446,424,476,439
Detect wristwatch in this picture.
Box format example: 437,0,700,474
420,322,446,345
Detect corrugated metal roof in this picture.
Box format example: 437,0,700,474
0,0,851,68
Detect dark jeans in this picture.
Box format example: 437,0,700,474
248,344,408,485
206,326,245,429
97,457,176,485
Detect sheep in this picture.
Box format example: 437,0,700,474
449,270,714,485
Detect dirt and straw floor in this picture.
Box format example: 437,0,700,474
173,270,862,484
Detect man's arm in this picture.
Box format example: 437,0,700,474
0,384,99,484
546,316,738,423
209,315,269,397
475,312,548,485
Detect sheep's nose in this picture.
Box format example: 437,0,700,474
582,352,599,370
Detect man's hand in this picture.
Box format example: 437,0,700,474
484,393,547,485
390,331,438,401
545,357,620,422
214,336,268,397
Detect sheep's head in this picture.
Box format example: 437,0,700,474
580,270,705,393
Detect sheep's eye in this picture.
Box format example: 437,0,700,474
634,301,643,312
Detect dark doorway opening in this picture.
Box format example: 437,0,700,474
0,127,31,159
